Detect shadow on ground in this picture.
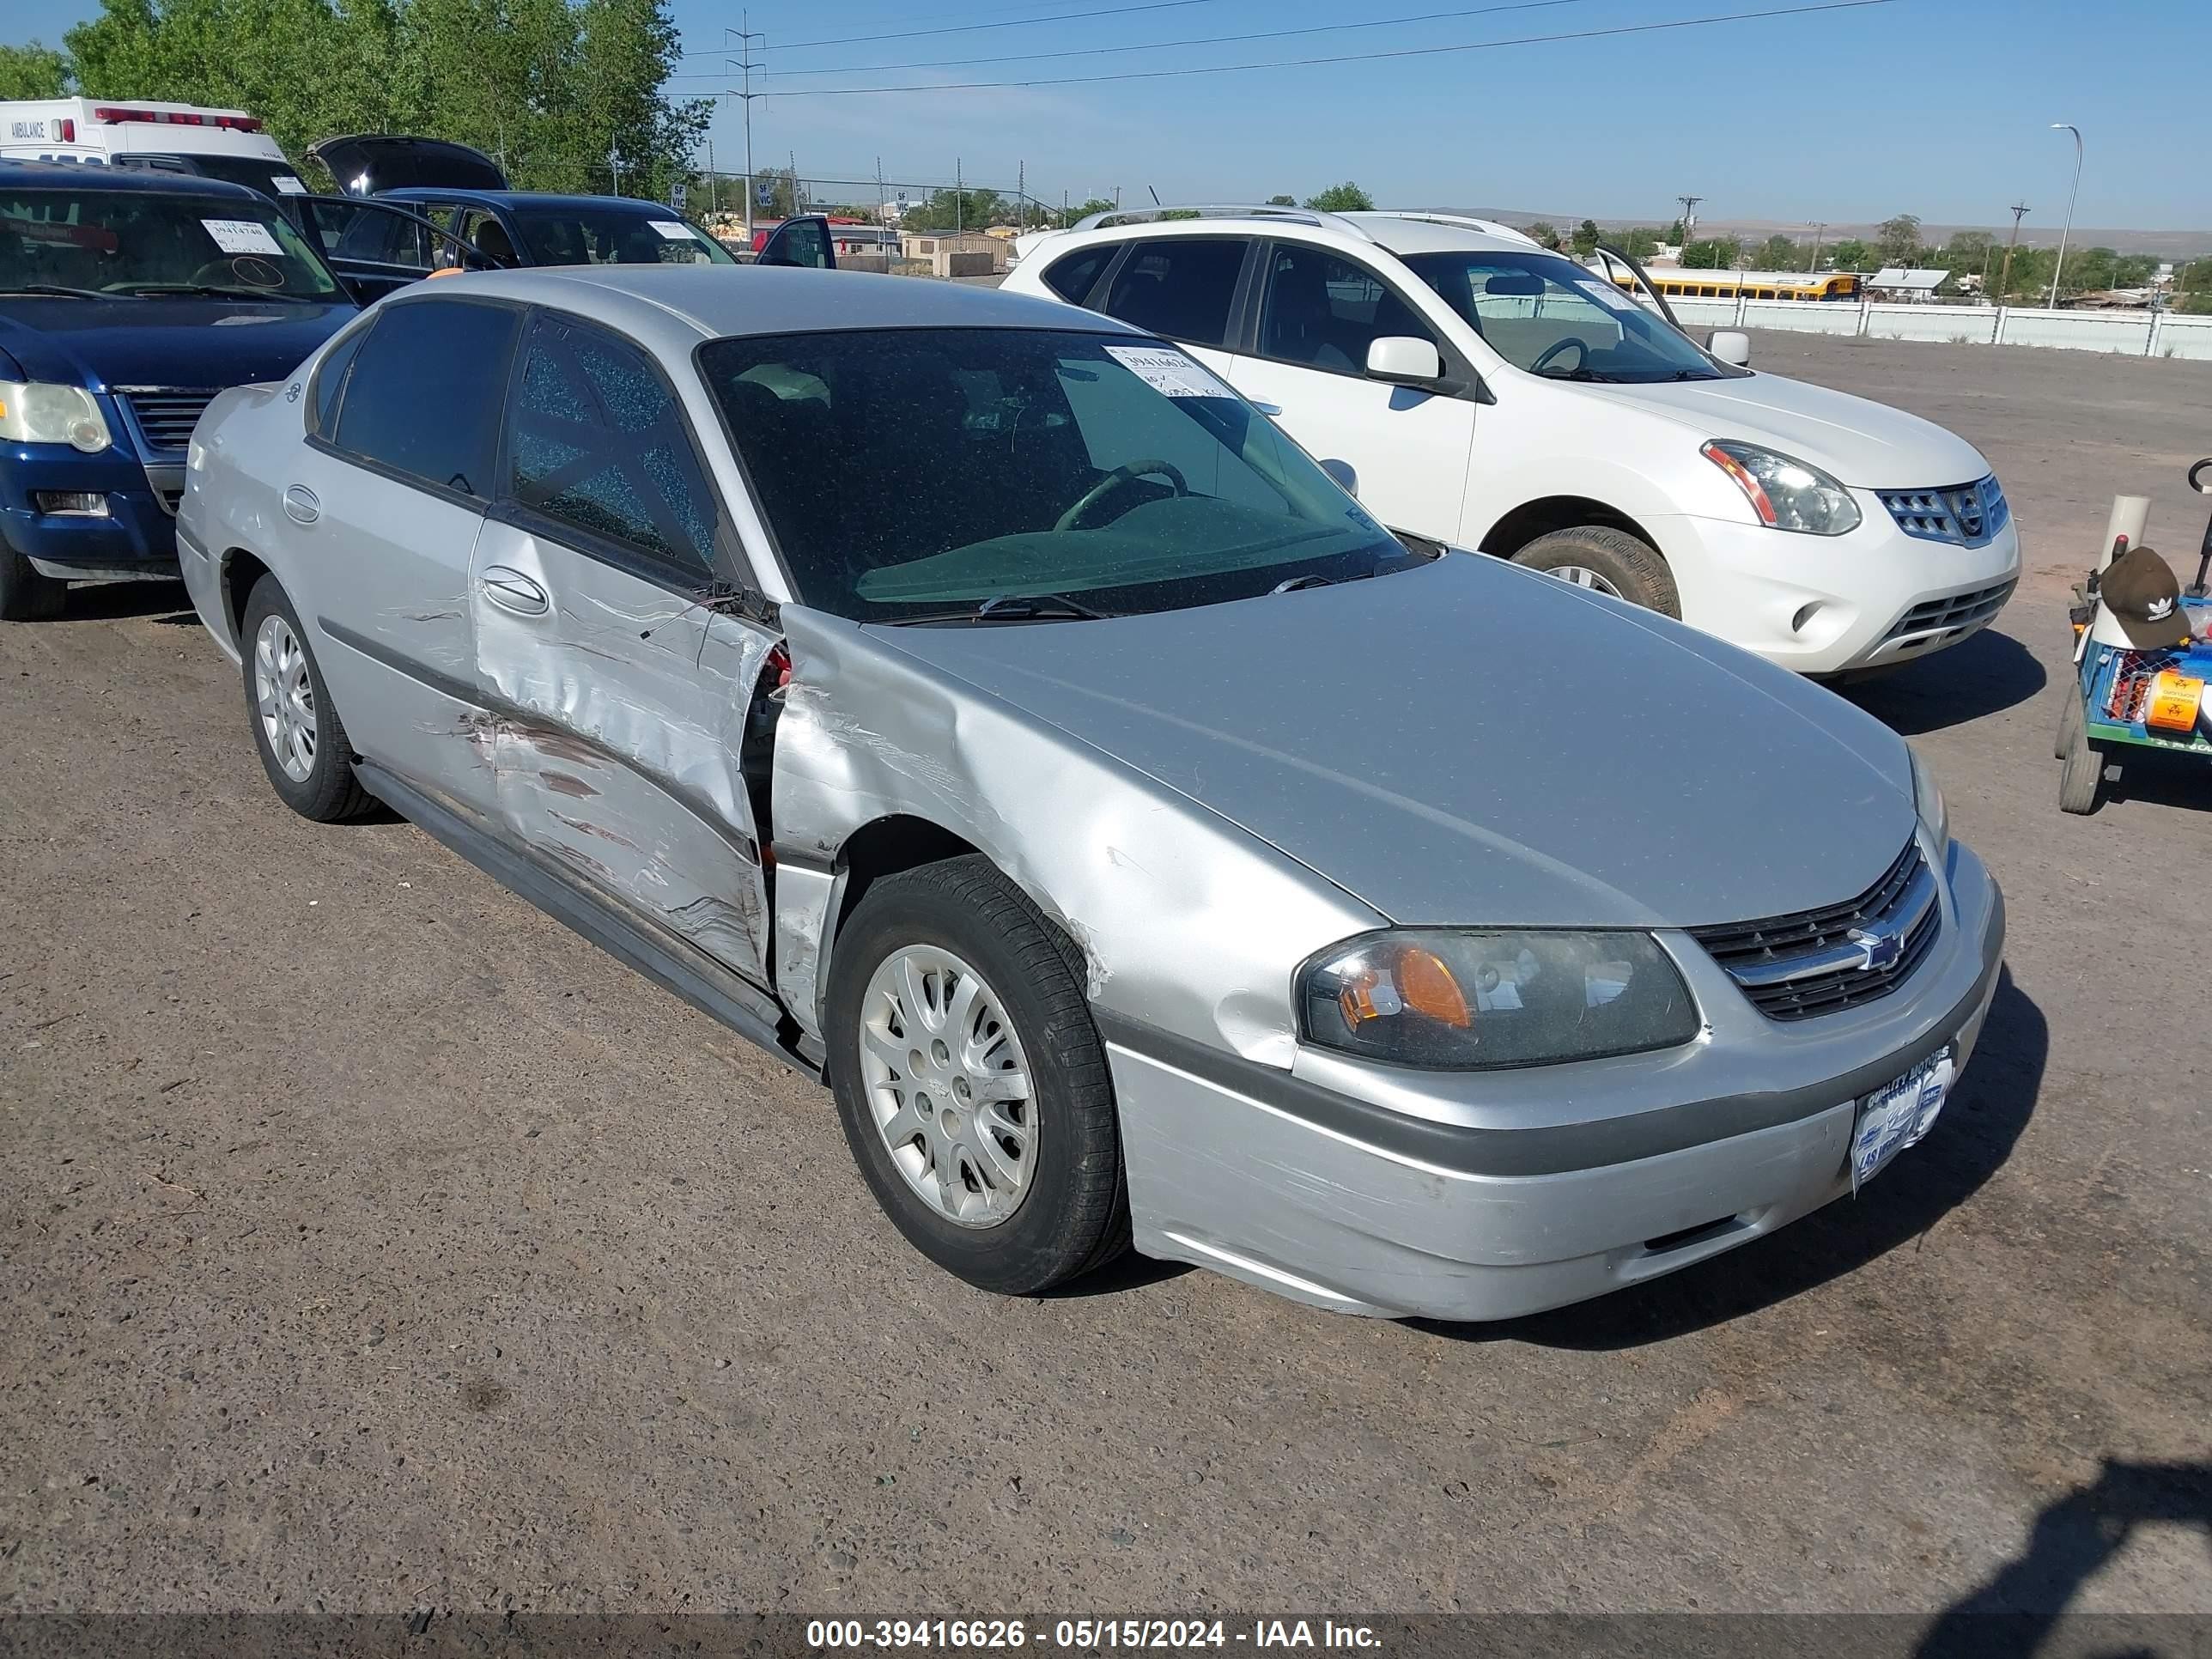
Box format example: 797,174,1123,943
1838,627,2048,735
1421,968,2045,1350
51,581,198,625
1914,1459,2212,1656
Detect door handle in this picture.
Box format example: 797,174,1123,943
283,484,319,525
479,565,550,617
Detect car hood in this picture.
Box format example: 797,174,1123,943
870,555,1918,929
0,299,356,393
1577,371,1991,488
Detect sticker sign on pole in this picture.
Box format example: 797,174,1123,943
672,180,687,214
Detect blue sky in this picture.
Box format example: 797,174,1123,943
13,0,2209,228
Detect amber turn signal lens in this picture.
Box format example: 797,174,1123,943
1395,946,1472,1029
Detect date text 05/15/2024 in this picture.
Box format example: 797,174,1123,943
805,1618,1384,1649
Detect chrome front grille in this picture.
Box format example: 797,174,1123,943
1689,841,1940,1022
119,388,218,454
1881,579,2016,645
1877,475,2009,547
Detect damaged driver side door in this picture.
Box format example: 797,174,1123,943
469,310,777,983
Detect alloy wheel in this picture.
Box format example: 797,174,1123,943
253,613,317,782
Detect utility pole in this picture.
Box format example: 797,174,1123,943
1807,222,1827,272
2048,124,2083,309
1675,194,1703,246
1018,158,1025,224
1998,202,2030,300
726,14,764,244
955,157,963,234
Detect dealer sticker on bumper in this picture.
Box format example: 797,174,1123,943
1851,1045,1954,1194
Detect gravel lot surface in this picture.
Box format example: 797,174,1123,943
2,331,2208,1620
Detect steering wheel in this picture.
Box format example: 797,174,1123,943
1054,459,1188,532
1530,337,1590,374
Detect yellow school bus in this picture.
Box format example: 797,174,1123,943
1624,269,1863,303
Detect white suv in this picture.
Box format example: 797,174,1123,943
1003,207,2020,676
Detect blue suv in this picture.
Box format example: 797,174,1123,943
1,161,360,618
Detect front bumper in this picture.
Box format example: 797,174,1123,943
1651,497,2021,676
1,441,179,582
1104,838,2004,1322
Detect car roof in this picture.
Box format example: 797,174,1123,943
380,188,687,215
405,264,1147,350
1047,208,1544,261
0,159,264,201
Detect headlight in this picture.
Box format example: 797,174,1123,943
1910,745,1949,865
1701,440,1861,536
0,380,112,453
1298,930,1701,1070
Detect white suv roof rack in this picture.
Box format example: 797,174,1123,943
1066,204,1545,251
1069,203,1373,239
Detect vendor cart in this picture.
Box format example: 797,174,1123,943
2059,459,2212,813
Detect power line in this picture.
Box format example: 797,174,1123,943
665,0,1591,82
724,2,1897,98
675,0,1240,58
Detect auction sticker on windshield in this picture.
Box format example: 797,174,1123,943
1103,343,1234,399
1850,1046,1953,1193
649,221,693,240
201,218,284,256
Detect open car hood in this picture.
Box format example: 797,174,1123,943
307,134,508,197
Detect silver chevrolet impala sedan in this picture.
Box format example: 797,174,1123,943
178,266,2004,1322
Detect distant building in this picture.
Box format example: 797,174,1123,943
1867,267,1950,303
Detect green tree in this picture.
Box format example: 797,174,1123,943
2178,259,2212,314
1875,213,1923,266
1265,193,1296,207
1524,220,1559,249
60,0,707,197
0,40,73,96
1756,234,1799,270
1665,218,1686,244
1829,237,1872,271
1304,180,1373,212
1061,196,1115,228
902,185,1005,230
1680,236,1741,270
1569,217,1601,256
1616,227,1661,259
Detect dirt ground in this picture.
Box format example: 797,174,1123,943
2,331,2208,1622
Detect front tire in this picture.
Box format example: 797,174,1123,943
2057,714,2103,815
825,855,1128,1295
1510,525,1680,617
0,541,66,622
240,574,376,823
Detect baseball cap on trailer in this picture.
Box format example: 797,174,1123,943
2098,544,2195,649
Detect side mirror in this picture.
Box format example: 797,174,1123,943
1365,336,1443,385
1319,459,1358,497
757,215,837,270
1708,330,1752,367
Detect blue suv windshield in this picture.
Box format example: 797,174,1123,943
1,185,341,301
1402,250,1729,383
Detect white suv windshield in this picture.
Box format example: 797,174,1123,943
702,327,1415,622
1402,251,1729,384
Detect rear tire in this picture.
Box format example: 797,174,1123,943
240,574,377,823
0,541,67,622
824,855,1129,1296
2058,717,2103,815
1510,525,1680,618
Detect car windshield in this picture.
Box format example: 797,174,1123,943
0,185,340,300
507,206,733,266
144,153,307,199
1402,250,1729,383
701,327,1415,623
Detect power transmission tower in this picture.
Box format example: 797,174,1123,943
1998,202,2030,301
725,14,765,242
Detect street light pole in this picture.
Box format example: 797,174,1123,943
1807,222,1826,273
726,15,764,245
2047,123,2082,309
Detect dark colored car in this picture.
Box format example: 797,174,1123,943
0,161,359,618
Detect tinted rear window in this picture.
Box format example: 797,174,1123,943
331,298,519,495
1097,239,1245,349
1042,245,1112,304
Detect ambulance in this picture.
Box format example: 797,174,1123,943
0,98,304,199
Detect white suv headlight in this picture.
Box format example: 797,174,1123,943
1702,440,1861,536
0,380,113,453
